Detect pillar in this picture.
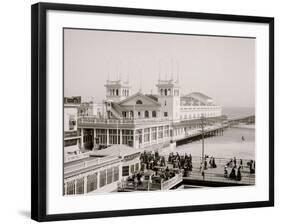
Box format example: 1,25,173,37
97,171,100,190
120,129,123,145
80,128,84,149
74,179,77,195
149,127,152,146
142,128,144,147
106,129,109,146
156,126,158,144
84,176,87,194
93,128,96,150
64,182,67,195
133,129,137,148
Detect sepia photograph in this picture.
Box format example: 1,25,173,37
63,28,256,195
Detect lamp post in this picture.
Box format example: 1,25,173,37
200,115,207,165
116,119,119,145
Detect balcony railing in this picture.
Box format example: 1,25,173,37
78,116,170,126
64,131,79,138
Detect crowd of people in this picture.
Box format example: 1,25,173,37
135,151,254,185
224,157,255,181
140,151,166,170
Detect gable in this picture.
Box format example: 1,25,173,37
118,93,161,107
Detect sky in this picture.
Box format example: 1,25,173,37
64,28,255,108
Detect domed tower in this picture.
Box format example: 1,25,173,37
104,79,131,102
156,78,180,122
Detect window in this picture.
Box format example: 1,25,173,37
122,166,129,176
136,100,143,104
130,164,135,174
122,130,133,146
66,180,75,195
160,89,163,95
76,178,84,194
158,126,163,139
135,163,139,171
113,166,119,182
116,89,119,96
152,111,157,117
64,139,77,147
96,129,107,145
107,168,113,184
164,125,169,137
138,111,141,117
69,115,76,130
144,128,150,142
145,111,149,118
99,170,106,188
164,89,167,96
135,129,142,144
122,111,126,118
164,112,168,117
151,127,157,140
109,129,119,145
87,173,97,193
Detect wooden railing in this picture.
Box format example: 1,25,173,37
64,154,120,174
161,173,183,190
118,173,183,192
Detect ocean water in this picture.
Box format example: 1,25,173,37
174,127,255,160
222,107,255,119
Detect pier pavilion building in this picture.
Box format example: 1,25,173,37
76,78,222,151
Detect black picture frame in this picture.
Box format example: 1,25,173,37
31,2,274,222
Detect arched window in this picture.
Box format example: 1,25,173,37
116,89,119,96
145,111,149,118
164,89,167,96
136,100,143,104
130,111,134,118
152,111,157,117
113,89,115,96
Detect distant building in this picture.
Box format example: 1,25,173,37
64,96,81,104
64,103,82,156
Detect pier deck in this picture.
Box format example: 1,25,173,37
181,157,255,186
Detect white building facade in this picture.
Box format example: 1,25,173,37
76,78,222,150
